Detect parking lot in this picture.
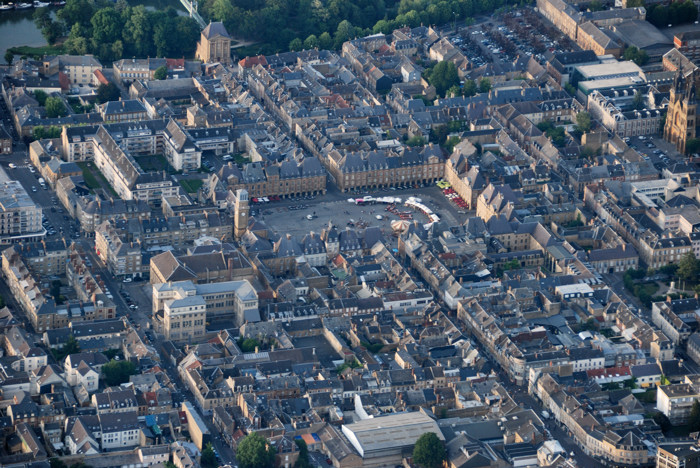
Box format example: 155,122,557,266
452,8,579,76
625,133,684,169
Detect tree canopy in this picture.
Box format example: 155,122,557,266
413,432,446,468
294,439,310,468
96,83,121,104
45,97,67,118
201,0,517,55
686,138,700,155
576,112,592,133
102,359,137,386
48,0,200,61
677,252,700,283
426,61,459,98
647,1,697,28
237,433,276,468
154,65,168,80
623,46,649,66
690,400,700,432
201,443,218,468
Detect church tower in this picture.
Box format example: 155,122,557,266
664,71,698,154
234,189,249,239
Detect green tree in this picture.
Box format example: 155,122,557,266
58,0,95,29
428,61,459,98
34,8,63,44
303,34,319,50
91,8,123,45
4,51,13,66
334,20,354,48
289,38,303,51
406,135,426,147
173,17,200,57
686,138,700,155
318,32,333,50
576,111,592,133
211,0,234,22
201,443,218,468
447,85,461,98
64,24,89,56
413,432,446,468
96,82,120,104
588,0,602,11
52,335,81,362
632,90,644,110
677,252,700,282
49,459,67,468
462,79,477,97
478,77,491,94
33,126,62,140
689,400,700,432
122,6,154,57
294,439,310,468
237,433,277,468
626,0,644,6
34,90,48,106
45,97,67,118
238,337,261,353
623,46,649,66
652,412,671,432
154,65,168,80
101,359,137,386
164,463,177,468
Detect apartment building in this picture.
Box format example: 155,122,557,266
163,295,206,342
0,166,43,244
657,383,700,425
93,126,179,202
4,240,68,276
1,248,52,332
106,212,233,249
94,221,144,278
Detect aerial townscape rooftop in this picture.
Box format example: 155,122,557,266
0,0,699,467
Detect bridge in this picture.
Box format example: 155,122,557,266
179,0,206,29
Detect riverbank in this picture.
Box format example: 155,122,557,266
8,44,64,59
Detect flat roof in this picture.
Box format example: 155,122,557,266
342,412,443,457
577,61,643,79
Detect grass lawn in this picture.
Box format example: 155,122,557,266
76,162,100,190
9,44,64,59
638,283,659,295
636,388,656,404
179,179,203,194
76,162,119,198
234,153,250,165
135,154,170,172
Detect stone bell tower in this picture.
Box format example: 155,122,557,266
234,188,249,239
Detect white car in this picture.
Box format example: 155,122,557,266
123,277,132,283
8,163,15,169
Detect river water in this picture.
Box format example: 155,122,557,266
0,0,187,59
